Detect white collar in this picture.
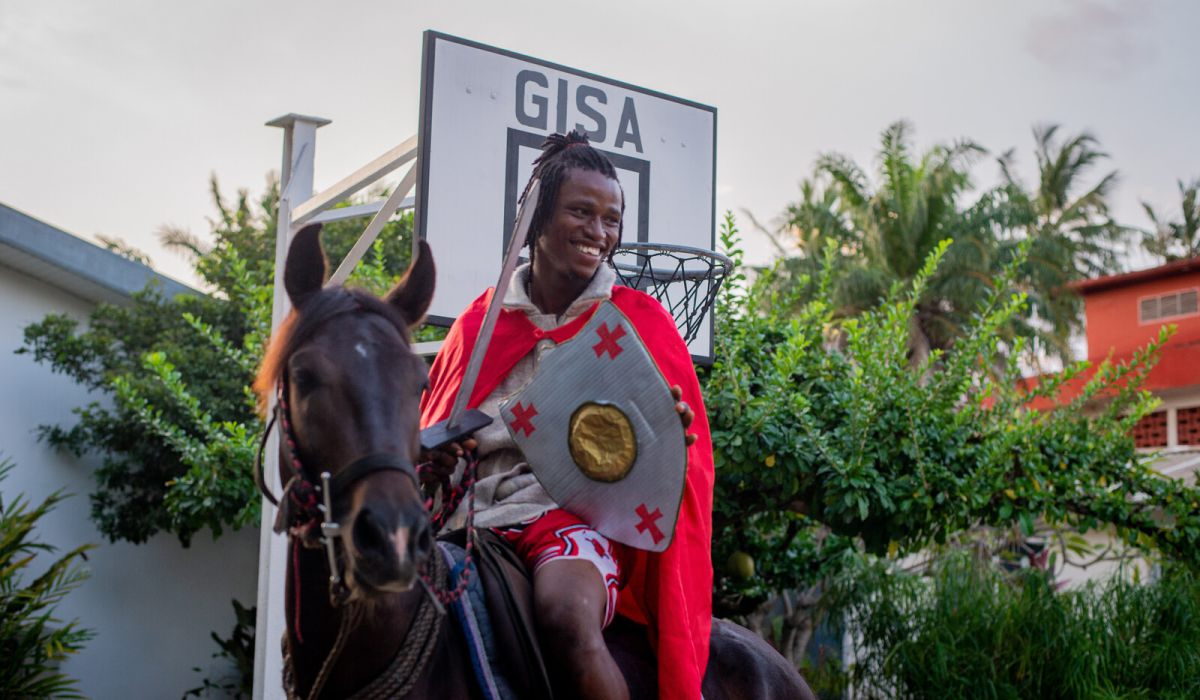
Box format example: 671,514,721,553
503,262,616,319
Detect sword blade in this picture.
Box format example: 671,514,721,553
445,178,541,429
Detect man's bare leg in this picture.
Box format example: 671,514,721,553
534,559,629,700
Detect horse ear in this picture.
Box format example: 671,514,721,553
386,240,435,327
284,224,327,309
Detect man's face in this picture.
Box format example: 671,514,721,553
535,168,623,282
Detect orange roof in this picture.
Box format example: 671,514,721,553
1072,256,1200,295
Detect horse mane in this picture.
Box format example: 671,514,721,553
253,286,412,414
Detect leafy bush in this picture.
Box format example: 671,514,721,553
0,459,94,698
702,213,1200,671
706,214,1199,598
20,178,429,545
830,552,1200,699
183,599,255,699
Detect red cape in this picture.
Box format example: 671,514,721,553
421,286,714,700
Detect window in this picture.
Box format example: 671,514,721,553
1179,407,1200,446
1140,288,1199,323
1132,411,1168,448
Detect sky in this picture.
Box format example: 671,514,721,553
2,0,1197,287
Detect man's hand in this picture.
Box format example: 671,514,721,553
670,385,698,447
418,438,478,485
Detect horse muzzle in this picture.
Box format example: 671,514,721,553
347,502,434,593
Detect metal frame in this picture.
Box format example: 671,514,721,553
253,114,421,700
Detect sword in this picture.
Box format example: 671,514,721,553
420,179,542,451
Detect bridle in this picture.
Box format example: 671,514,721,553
256,373,421,604
253,301,480,699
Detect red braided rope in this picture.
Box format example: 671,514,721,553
417,449,480,605
292,537,305,644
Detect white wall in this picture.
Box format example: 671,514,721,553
1,266,259,698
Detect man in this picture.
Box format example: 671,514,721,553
421,131,713,699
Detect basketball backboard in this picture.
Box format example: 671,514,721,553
415,31,718,362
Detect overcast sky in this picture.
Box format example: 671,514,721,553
2,0,1197,286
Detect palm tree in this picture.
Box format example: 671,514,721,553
747,175,858,309
811,121,996,366
1142,178,1200,262
998,124,1127,360
779,176,859,259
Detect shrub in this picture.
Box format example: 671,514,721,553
0,458,94,698
832,552,1200,699
183,599,255,699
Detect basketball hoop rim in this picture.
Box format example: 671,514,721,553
607,242,733,346
609,243,733,277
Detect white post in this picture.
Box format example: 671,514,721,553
253,113,330,700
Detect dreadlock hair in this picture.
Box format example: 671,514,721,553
517,130,625,265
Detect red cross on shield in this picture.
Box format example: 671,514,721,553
509,401,538,437
634,503,666,545
592,322,627,359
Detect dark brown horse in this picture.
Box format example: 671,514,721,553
256,224,815,699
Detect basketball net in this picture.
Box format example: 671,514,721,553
609,243,733,345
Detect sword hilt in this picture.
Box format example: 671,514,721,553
419,409,493,452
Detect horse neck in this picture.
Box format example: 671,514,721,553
285,541,424,698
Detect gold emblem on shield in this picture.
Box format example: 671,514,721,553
568,402,637,482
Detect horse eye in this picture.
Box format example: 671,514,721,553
292,366,319,393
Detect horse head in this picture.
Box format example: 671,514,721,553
257,223,436,600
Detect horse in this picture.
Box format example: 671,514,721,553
256,223,816,699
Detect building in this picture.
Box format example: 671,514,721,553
1017,256,1200,584
1029,258,1200,465
0,203,259,697
1075,257,1200,463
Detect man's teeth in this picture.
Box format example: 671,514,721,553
575,243,601,256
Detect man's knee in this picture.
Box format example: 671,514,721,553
534,561,608,652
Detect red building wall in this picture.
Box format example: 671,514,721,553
1021,259,1200,435
1081,269,1200,362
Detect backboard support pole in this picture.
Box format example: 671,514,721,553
254,113,327,700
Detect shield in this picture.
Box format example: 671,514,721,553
499,301,687,552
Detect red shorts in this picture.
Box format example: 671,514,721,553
495,509,627,627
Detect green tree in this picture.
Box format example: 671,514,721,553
19,176,421,545
1143,177,1200,262
772,123,1131,366
0,459,94,698
782,121,1005,366
702,214,1200,666
998,124,1128,359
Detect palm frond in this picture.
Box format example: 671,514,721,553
156,225,210,259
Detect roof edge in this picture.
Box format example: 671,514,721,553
1071,256,1200,294
0,202,199,303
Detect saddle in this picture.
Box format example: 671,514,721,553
439,529,661,699
439,529,554,700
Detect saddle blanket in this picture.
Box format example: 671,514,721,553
439,540,517,700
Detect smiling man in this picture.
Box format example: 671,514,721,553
421,131,714,700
